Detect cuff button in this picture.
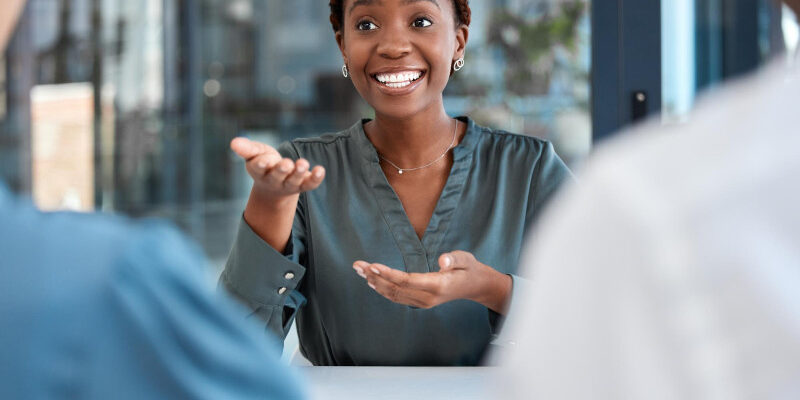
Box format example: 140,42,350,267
277,287,287,295
284,272,295,280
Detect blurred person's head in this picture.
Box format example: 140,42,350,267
0,0,26,51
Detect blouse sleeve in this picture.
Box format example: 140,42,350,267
492,140,573,346
525,140,574,230
219,141,309,343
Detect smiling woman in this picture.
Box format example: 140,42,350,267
220,0,573,366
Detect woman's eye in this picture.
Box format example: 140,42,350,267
357,21,378,31
411,18,432,28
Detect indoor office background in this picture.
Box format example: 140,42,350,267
0,0,797,272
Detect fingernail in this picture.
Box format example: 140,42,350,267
314,169,323,178
368,282,377,290
257,161,267,169
442,256,451,268
353,266,366,278
370,267,380,275
279,165,290,172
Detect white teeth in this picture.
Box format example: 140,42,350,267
375,71,422,85
385,81,411,88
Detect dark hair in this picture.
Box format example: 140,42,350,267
328,0,471,33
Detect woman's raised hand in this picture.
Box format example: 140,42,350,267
231,137,325,198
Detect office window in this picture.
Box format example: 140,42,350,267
662,0,798,123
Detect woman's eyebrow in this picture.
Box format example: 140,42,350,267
348,0,381,15
348,0,440,16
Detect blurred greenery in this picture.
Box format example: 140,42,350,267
488,1,587,95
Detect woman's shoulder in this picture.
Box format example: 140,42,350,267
288,128,356,147
278,121,363,158
468,119,555,155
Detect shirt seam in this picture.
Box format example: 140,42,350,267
291,131,354,146
476,128,553,148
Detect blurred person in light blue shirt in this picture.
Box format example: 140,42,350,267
0,2,303,399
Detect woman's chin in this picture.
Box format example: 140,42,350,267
367,97,444,121
371,106,423,121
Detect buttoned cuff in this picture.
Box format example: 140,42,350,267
221,217,306,307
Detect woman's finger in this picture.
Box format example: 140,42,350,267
247,152,281,176
366,273,437,308
298,166,326,192
231,137,274,160
352,261,368,278
263,158,295,186
364,263,442,294
284,158,309,188
438,250,476,271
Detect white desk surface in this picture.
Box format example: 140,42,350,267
301,366,497,400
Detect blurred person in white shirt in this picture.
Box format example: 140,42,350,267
498,1,800,399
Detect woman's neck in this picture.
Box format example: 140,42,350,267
366,105,458,167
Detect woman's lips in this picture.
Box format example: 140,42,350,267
370,70,426,94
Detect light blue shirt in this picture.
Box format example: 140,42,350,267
0,183,304,399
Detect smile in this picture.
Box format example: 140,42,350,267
372,70,425,89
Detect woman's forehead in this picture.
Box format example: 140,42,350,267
344,0,453,16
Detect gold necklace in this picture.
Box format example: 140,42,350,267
378,120,458,175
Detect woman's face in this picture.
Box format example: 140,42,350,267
336,0,468,120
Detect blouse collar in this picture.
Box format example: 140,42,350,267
350,116,478,164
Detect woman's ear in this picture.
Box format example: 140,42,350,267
335,31,347,61
453,25,469,60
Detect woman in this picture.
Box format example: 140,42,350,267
221,0,571,366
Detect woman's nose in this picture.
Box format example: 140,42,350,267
376,25,412,59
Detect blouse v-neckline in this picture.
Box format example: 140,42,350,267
351,116,477,273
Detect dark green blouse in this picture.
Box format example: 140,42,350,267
221,117,571,366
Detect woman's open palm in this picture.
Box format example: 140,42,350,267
230,137,325,198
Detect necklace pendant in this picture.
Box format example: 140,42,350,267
398,169,404,175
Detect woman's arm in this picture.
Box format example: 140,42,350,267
243,188,299,253
220,138,320,341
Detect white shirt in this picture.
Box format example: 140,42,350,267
496,61,800,400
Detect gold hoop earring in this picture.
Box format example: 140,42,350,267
453,58,464,72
